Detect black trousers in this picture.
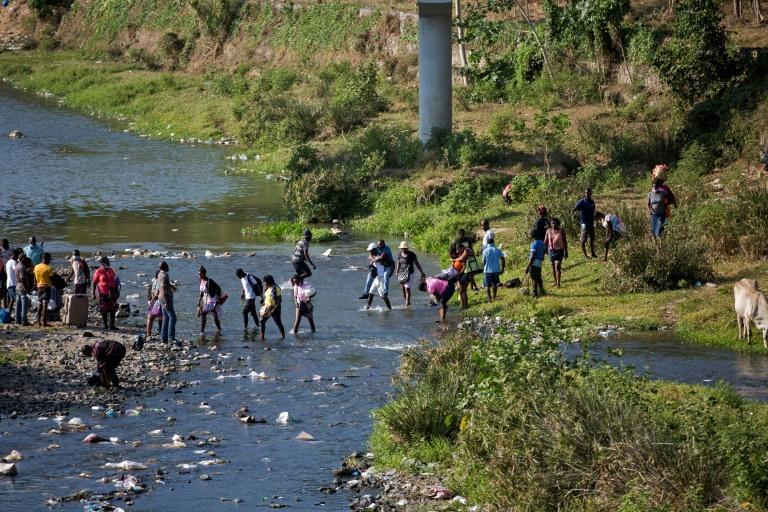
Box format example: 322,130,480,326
260,305,285,334
242,298,259,328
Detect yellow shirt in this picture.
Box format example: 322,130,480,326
34,263,53,288
264,286,281,307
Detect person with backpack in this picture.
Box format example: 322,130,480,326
71,250,90,295
543,218,568,288
157,261,177,343
595,211,626,260
291,273,316,334
395,241,426,307
260,275,285,341
236,268,262,332
197,266,224,336
92,256,120,330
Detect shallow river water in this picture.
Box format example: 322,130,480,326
2,87,768,510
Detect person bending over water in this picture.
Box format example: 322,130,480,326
291,274,316,334
197,266,224,336
82,340,126,389
420,277,456,323
260,275,285,341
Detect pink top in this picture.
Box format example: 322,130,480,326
544,228,565,251
426,278,449,296
92,267,116,296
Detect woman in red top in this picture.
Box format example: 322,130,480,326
92,257,120,330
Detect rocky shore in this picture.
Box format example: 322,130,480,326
0,322,195,418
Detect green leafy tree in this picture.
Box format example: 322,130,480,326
514,109,571,171
654,0,736,105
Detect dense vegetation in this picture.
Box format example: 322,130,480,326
373,327,768,510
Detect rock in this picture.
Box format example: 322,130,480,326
46,444,60,451
8,130,24,139
200,474,211,481
0,463,17,476
295,431,315,441
2,450,22,462
705,282,718,288
116,303,131,318
82,331,94,338
239,415,267,424
104,460,148,471
276,412,290,425
82,433,107,443
318,487,337,494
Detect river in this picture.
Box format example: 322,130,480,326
2,88,768,511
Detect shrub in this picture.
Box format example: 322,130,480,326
429,129,504,169
667,141,714,205
28,0,72,21
326,63,388,133
348,125,420,169
234,92,319,147
604,222,713,291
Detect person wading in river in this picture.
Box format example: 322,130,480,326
395,241,426,307
34,252,54,327
365,243,393,311
236,268,262,333
260,275,285,341
82,340,126,389
158,261,177,343
291,273,316,334
92,256,120,330
197,266,224,336
292,229,316,279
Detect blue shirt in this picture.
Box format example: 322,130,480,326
575,198,596,225
530,240,546,268
483,245,503,274
24,244,43,265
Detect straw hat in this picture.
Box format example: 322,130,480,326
399,241,410,249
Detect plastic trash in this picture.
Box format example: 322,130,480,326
276,412,290,425
0,462,17,476
105,408,118,418
104,461,148,471
248,371,268,380
2,450,22,462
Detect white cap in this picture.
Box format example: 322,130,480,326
366,242,377,251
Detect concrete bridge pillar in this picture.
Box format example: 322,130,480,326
418,0,452,144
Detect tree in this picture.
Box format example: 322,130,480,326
513,109,571,171
733,0,765,23
187,0,244,58
654,0,736,104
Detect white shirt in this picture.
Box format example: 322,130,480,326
240,275,257,300
482,229,496,249
6,259,18,288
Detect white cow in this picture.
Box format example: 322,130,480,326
734,278,768,347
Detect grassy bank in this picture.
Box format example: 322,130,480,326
369,328,768,511
0,51,238,141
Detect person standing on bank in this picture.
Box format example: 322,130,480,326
197,266,223,336
71,250,90,295
15,256,33,325
5,248,19,318
543,217,568,288
395,241,426,307
157,261,177,343
260,275,285,341
34,252,54,327
525,229,547,297
532,205,550,242
92,256,120,330
480,219,496,250
236,268,262,332
482,239,505,303
573,188,598,258
292,229,316,279
24,236,44,266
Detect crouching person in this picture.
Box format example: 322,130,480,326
82,340,126,389
419,277,456,323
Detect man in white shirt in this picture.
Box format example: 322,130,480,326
481,218,496,251
236,268,261,332
5,248,19,319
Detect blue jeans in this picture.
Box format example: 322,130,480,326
650,213,666,237
365,270,392,296
15,293,28,324
161,303,177,342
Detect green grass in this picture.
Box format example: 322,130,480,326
0,348,28,365
0,52,238,141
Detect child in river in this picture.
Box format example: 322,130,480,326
291,274,316,334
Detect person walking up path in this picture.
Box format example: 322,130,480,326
292,229,316,279
544,218,568,288
34,252,54,327
574,188,598,258
595,212,625,260
482,239,505,303
648,179,669,239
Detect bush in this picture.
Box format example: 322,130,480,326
235,92,319,147
428,129,504,169
28,0,72,21
604,222,713,291
326,63,388,133
348,125,420,169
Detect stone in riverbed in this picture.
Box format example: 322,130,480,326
295,431,315,441
0,463,17,476
2,450,22,462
